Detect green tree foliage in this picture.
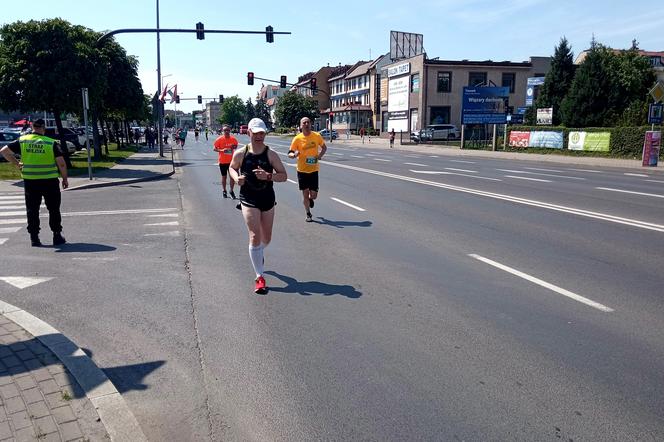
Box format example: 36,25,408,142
535,37,576,125
245,98,256,121
254,98,272,127
218,95,245,128
274,91,319,128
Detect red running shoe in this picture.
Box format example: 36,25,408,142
254,276,267,294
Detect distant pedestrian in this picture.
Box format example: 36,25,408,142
205,127,209,141
360,127,365,144
389,128,395,148
178,128,187,148
0,119,68,246
213,124,239,199
229,118,288,294
194,127,200,142
145,127,155,150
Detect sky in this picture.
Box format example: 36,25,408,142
3,0,664,113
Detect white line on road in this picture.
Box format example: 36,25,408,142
504,175,552,183
147,213,179,218
62,208,178,217
72,257,118,261
350,155,365,158
410,170,501,181
144,231,180,237
144,221,180,226
330,197,366,212
0,200,25,205
374,158,392,162
0,196,24,201
364,153,378,157
645,179,664,184
0,205,24,210
569,169,602,173
448,159,475,164
0,276,54,289
287,179,297,184
595,187,664,199
404,154,423,158
0,219,26,225
469,254,614,312
0,227,21,233
524,167,566,173
445,167,477,173
0,238,7,245
498,169,584,180
330,152,344,156
405,162,427,167
0,211,26,217
624,173,649,177
429,155,439,158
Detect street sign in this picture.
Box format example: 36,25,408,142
649,82,664,103
648,103,663,124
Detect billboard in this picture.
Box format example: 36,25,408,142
508,130,563,149
461,87,510,124
568,132,611,152
536,107,553,125
526,77,545,106
390,31,424,61
642,131,661,167
388,76,409,132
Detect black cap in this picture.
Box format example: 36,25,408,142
32,118,45,127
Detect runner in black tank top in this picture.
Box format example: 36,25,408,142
239,145,275,212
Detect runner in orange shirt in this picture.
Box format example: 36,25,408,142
213,124,239,199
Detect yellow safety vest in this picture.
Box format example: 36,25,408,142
19,134,59,180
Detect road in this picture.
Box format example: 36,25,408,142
1,133,663,441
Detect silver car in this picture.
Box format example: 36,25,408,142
419,124,461,142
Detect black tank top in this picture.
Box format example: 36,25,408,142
240,145,273,192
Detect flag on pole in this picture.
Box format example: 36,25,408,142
159,83,170,102
169,85,178,104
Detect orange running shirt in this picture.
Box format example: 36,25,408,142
214,135,239,164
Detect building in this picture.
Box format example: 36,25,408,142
330,60,373,133
205,101,221,131
258,83,289,126
383,54,550,133
294,66,334,131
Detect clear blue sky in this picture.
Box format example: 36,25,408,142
4,0,664,113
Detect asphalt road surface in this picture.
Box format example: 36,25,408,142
2,133,663,441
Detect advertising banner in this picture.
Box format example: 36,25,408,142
568,132,611,151
529,131,563,149
508,131,530,148
642,131,661,167
526,77,545,106
388,76,409,132
461,87,510,125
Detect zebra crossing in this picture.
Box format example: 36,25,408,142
0,192,25,245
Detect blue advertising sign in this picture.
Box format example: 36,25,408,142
529,131,563,149
461,87,510,125
526,77,545,106
509,114,524,124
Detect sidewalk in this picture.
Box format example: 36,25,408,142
326,134,664,172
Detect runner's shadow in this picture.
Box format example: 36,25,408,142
314,217,372,229
53,243,116,253
264,271,362,299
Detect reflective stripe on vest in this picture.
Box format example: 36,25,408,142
19,135,59,180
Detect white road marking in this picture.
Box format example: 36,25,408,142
498,169,584,180
364,153,378,157
469,254,614,312
645,179,664,184
410,170,501,181
429,155,440,158
0,227,21,233
350,155,365,158
445,167,477,173
62,208,178,217
0,238,7,245
144,231,180,237
624,173,648,177
144,221,180,226
0,205,25,210
505,175,552,183
449,159,475,164
330,197,366,212
595,187,664,199
330,152,344,156
404,154,423,158
0,201,25,205
0,196,24,201
569,169,602,173
524,167,566,173
147,213,179,218
72,257,118,261
0,276,54,289
287,179,297,184
0,211,26,217
0,219,26,225
374,158,392,162
405,162,427,167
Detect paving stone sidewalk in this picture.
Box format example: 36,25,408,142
0,315,108,442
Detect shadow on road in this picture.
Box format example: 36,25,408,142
314,217,372,229
264,271,362,299
53,243,117,253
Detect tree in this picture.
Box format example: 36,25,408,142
218,95,245,128
274,91,319,128
535,37,576,125
245,98,256,121
254,98,272,128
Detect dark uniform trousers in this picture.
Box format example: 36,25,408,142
24,178,62,235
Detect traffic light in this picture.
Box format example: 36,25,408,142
311,78,317,94
196,22,205,40
219,95,224,104
197,95,202,104
175,95,180,104
247,72,254,86
280,75,287,88
265,26,274,43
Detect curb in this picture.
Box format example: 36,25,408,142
66,169,175,191
0,299,148,442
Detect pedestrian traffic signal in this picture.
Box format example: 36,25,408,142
280,75,287,88
247,72,254,86
196,22,205,40
175,95,180,104
265,26,274,43
311,78,317,93
219,95,224,104
197,95,202,104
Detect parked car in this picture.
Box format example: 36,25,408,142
318,129,338,140
418,124,461,142
0,131,20,161
44,127,82,150
239,124,248,135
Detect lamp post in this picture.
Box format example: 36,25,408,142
156,0,164,157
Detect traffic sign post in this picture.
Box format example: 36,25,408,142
81,88,92,180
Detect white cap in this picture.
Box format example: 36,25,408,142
247,118,267,133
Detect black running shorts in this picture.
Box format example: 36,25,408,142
297,171,319,191
219,163,230,176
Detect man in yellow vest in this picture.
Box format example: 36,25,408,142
0,119,68,246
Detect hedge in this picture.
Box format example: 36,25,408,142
506,125,663,159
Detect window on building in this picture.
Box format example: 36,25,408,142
468,72,487,87
429,106,451,125
411,73,420,93
437,72,451,93
502,73,516,93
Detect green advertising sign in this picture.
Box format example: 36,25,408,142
568,132,611,152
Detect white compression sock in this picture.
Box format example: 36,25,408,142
249,244,264,277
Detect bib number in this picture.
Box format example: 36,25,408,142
223,149,232,154
306,157,318,165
